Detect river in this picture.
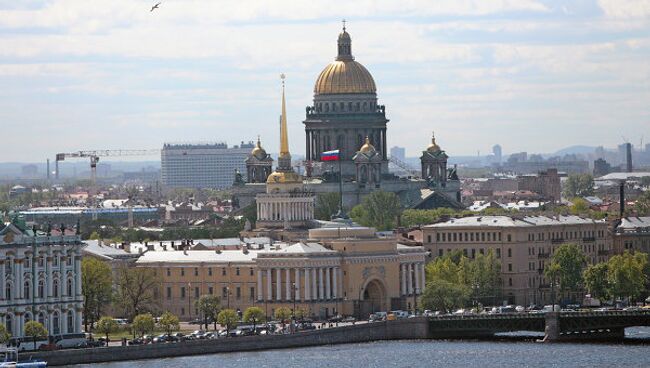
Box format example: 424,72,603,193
72,328,650,368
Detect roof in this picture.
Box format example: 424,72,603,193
271,242,336,255
136,249,259,264
617,217,650,230
596,172,650,181
423,215,604,228
82,240,139,260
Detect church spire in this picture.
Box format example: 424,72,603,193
279,74,290,159
337,20,353,61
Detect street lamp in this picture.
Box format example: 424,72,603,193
226,286,231,310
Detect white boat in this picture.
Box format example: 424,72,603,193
0,347,47,367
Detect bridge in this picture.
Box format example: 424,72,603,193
428,310,650,341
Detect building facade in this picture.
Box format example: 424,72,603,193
613,217,650,254
421,215,611,306
161,142,254,189
517,169,561,203
1,220,84,339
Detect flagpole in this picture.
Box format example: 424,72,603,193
338,155,343,214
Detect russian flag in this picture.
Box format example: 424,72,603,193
321,149,340,161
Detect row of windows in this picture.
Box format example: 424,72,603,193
4,311,75,336
4,256,73,275
315,100,376,114
166,285,254,301
527,229,603,242
5,278,74,300
431,232,511,243
437,247,511,259
164,267,254,278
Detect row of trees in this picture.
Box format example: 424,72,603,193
0,320,49,346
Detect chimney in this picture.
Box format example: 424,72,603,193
626,143,633,173
619,180,625,217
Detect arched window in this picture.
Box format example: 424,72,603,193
23,280,30,299
325,103,329,112
53,279,59,298
67,277,73,296
38,313,45,325
332,103,337,112
38,279,45,298
24,313,32,323
5,282,11,300
363,102,367,111
5,314,12,335
52,312,60,335
67,311,74,333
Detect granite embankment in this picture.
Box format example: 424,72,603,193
24,319,429,366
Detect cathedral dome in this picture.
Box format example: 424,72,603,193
359,136,376,153
313,27,377,95
250,137,267,159
427,132,442,153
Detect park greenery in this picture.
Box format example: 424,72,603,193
562,174,595,199
242,307,265,332
132,313,155,337
158,311,180,334
544,244,587,302
95,316,118,342
274,307,292,322
24,321,48,345
115,266,160,320
421,250,501,313
350,191,402,231
0,324,11,345
217,309,238,334
584,252,649,303
82,258,113,330
314,192,342,220
195,295,221,330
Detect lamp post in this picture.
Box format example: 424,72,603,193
226,286,231,310
188,282,192,320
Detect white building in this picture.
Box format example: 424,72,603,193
1,220,84,338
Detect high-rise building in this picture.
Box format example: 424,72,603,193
492,144,502,164
161,142,254,189
390,146,406,162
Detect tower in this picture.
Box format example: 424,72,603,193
420,132,448,187
245,136,273,183
353,136,383,188
303,24,389,179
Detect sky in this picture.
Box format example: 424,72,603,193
0,0,649,162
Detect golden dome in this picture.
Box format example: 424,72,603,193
427,132,441,152
266,170,302,184
314,60,377,95
251,137,267,159
359,136,376,153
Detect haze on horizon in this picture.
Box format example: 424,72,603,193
0,0,649,163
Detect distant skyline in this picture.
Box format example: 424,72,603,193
1,0,649,162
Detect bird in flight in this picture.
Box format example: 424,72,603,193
150,2,161,12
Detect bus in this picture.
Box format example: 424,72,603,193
53,333,88,349
7,336,50,352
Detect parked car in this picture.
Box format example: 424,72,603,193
191,330,206,339
328,315,343,323
128,338,144,345
152,335,168,344
189,318,203,325
341,316,356,323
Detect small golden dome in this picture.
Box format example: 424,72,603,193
427,132,441,152
251,137,267,159
266,170,302,184
359,136,376,153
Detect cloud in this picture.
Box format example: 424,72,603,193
598,0,650,18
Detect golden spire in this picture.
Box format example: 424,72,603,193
279,73,290,159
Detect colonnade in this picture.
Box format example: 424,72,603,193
257,266,341,302
257,199,314,222
400,262,426,295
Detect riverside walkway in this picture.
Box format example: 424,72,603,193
22,311,650,366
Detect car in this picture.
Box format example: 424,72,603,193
152,335,167,344
341,316,356,323
128,338,144,345
204,332,217,339
188,318,203,325
328,315,343,323
191,330,206,339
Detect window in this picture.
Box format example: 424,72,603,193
6,283,12,300
442,233,446,242
53,279,59,298
250,287,255,301
67,311,74,333
481,233,485,242
209,286,214,295
66,256,72,267
428,235,432,243
38,257,44,268
508,248,512,258
508,278,513,287
25,257,31,269
24,281,30,299
166,287,172,299
181,308,185,316
507,234,512,242
53,256,59,267
5,315,12,335
508,264,512,272
38,279,45,298
52,313,59,334
250,268,254,276
470,233,474,241
236,267,240,276
67,278,73,296
436,233,440,242
222,268,227,276
496,248,501,258
453,233,457,242
194,268,199,276
195,287,199,298
166,268,171,276
180,268,185,277
438,249,443,257
208,268,213,276
236,287,241,299
222,287,228,298
180,287,186,299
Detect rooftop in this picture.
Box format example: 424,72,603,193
423,215,604,228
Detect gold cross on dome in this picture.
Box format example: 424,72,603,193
342,19,346,31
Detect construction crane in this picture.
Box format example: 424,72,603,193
388,156,420,178
55,149,160,183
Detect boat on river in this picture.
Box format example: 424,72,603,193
0,347,47,367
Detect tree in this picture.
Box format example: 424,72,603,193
24,321,47,348
82,258,113,331
88,231,100,240
132,313,155,337
583,262,609,300
0,324,11,345
607,252,648,303
243,307,265,333
465,250,501,306
569,198,590,215
115,266,160,320
562,174,594,199
544,262,561,308
401,208,462,227
274,307,292,323
420,279,470,313
315,193,342,220
158,311,180,335
546,244,587,301
95,316,118,342
350,191,402,231
635,191,650,216
217,309,238,335
195,295,221,330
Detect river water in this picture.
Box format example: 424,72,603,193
74,328,650,368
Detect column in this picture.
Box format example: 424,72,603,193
325,267,331,300
257,269,263,301
75,308,82,333
46,254,52,297
420,263,426,291
266,269,272,301
318,268,324,300
285,268,291,301
332,267,338,299
401,264,407,296
75,255,82,297
295,268,301,301
0,262,4,300
415,263,421,294
17,260,23,299
304,267,310,301
311,268,317,300
407,263,413,295
275,268,282,301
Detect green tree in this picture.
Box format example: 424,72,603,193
420,279,470,313
88,231,100,240
400,208,461,227
635,191,650,216
569,198,590,215
315,192,342,220
24,321,48,348
583,262,609,300
562,174,594,199
158,311,180,335
217,309,238,335
95,316,118,342
350,191,402,231
132,313,155,337
544,262,562,308
547,244,587,301
607,252,648,303
195,295,221,330
274,307,292,322
115,266,160,320
82,258,113,331
465,250,502,306
242,307,265,333
0,324,11,345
